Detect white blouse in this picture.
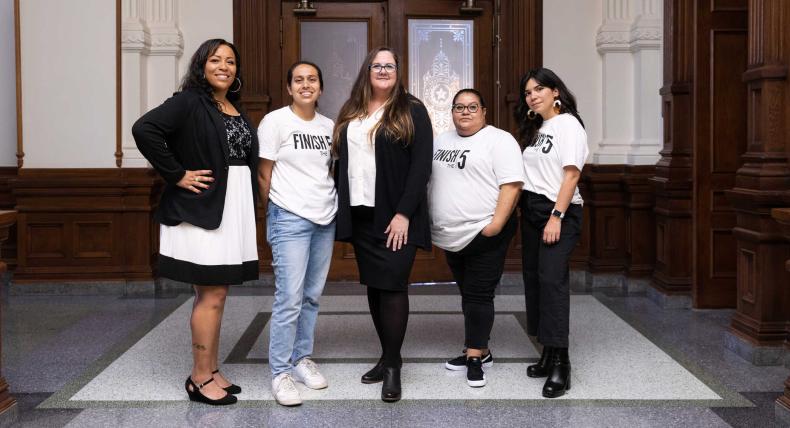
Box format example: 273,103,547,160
347,105,385,207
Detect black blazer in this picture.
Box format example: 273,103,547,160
132,89,259,230
335,96,433,250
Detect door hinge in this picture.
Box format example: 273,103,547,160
279,17,284,48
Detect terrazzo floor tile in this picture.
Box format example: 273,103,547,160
55,295,726,405
390,402,734,428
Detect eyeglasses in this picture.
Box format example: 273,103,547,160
451,103,481,113
369,63,397,73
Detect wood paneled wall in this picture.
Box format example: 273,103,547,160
0,168,18,270
0,211,17,422
652,0,694,296
12,169,163,283
726,0,790,349
570,166,657,284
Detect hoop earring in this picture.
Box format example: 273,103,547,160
230,77,242,93
553,99,562,114
527,109,537,120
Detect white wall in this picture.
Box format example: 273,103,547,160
20,0,116,168
543,0,604,161
178,0,233,89
121,0,233,167
0,0,17,167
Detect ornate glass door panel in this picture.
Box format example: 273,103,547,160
408,20,474,135
300,22,368,120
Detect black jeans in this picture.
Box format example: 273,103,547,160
445,215,517,350
519,190,582,348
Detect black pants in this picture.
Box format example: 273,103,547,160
445,215,517,350
519,190,582,348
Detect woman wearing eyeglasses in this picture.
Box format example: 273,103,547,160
428,89,524,388
333,47,433,402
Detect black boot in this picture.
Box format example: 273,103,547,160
381,367,402,402
542,347,571,398
361,358,385,384
527,346,553,378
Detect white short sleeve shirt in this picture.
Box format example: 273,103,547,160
429,126,526,252
521,113,588,205
257,106,337,225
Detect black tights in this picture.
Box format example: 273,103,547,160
367,287,409,368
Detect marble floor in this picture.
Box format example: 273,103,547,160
2,279,788,427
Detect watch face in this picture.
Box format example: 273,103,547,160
552,209,562,217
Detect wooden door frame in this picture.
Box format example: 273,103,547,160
232,0,542,277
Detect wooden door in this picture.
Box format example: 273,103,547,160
235,1,541,282
390,0,502,281
692,2,748,308
282,2,387,281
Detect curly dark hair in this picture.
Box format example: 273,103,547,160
179,39,243,110
514,68,584,148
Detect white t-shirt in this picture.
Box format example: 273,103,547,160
257,106,338,225
522,113,588,205
346,106,384,207
429,126,526,252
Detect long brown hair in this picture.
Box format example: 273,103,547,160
332,47,415,158
514,68,584,149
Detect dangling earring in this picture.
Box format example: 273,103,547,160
553,99,562,114
230,77,242,93
527,109,537,120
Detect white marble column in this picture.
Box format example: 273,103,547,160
593,0,663,165
121,0,182,168
628,0,662,165
121,0,149,167
594,0,635,164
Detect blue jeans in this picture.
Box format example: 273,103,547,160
266,201,335,376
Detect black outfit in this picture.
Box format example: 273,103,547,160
132,89,260,230
335,96,434,283
334,97,433,378
132,89,260,285
519,190,582,348
444,215,517,350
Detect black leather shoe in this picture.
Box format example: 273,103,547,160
542,347,571,398
527,346,553,378
361,359,386,384
381,367,401,402
212,369,242,394
185,376,237,405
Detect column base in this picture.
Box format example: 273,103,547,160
723,330,787,366
646,285,692,309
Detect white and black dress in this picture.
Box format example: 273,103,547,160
158,112,259,285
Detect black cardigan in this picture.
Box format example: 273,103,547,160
132,89,259,230
335,97,433,250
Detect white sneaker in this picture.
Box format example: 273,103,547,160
292,358,328,389
272,373,302,406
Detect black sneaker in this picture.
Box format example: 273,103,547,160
466,357,487,387
445,351,493,371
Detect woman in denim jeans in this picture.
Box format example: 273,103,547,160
257,61,337,406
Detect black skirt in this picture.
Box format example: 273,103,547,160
351,206,417,290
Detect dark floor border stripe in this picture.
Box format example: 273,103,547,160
588,292,754,409
37,294,193,410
